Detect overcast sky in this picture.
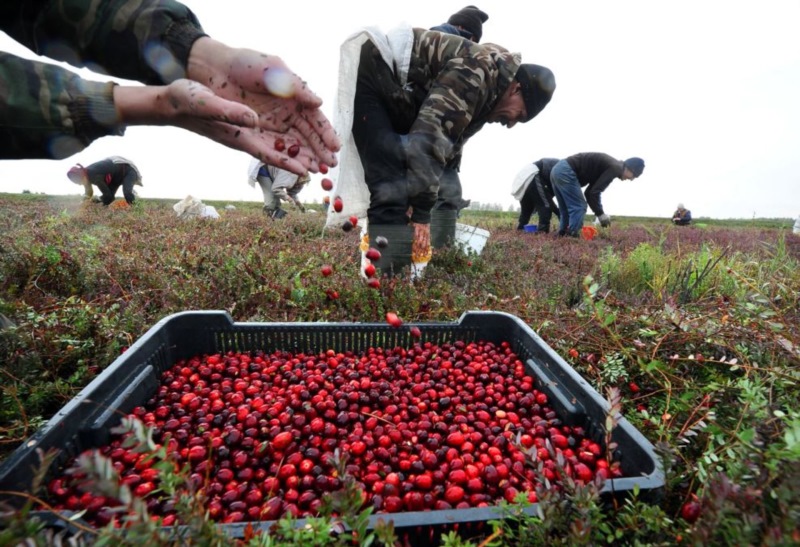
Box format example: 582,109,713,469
2,0,799,219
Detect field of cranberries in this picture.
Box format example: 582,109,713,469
1,194,799,546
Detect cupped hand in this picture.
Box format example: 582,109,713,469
121,79,323,174
186,38,340,173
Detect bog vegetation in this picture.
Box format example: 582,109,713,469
1,194,799,546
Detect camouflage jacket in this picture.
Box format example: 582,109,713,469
360,28,520,223
0,0,207,159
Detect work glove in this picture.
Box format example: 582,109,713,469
598,214,611,228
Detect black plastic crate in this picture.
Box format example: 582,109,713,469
0,310,664,540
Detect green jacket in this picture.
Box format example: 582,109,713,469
0,0,207,159
360,28,520,222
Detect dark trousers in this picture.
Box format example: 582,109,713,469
352,42,461,225
517,175,557,232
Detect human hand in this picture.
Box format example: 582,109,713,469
598,214,611,227
186,38,340,174
114,79,321,174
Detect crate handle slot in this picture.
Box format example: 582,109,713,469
526,358,586,424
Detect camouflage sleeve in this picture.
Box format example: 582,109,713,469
1,0,207,85
0,52,123,160
406,58,494,224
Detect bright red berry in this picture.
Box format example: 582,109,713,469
386,313,402,328
321,265,333,277
333,197,343,213
321,178,333,191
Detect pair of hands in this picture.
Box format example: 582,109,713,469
114,38,340,175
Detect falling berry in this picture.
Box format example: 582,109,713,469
320,265,333,277
341,220,353,232
375,236,389,249
367,278,380,289
410,326,421,338
349,216,358,228
274,138,285,152
333,197,343,213
321,178,333,191
287,144,300,158
385,312,402,328
365,248,381,261
364,264,376,277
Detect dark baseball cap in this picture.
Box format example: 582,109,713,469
515,64,556,123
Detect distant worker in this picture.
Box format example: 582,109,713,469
551,153,645,237
513,157,560,233
248,158,310,219
66,156,142,205
672,203,692,226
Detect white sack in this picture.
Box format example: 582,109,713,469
511,164,539,201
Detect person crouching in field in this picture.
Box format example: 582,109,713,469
248,159,310,219
67,156,142,205
672,203,692,225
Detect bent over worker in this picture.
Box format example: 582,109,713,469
329,25,556,274
514,157,561,233
551,153,645,238
67,156,142,205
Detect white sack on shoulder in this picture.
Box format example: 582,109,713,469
511,164,539,201
325,24,413,229
247,158,261,189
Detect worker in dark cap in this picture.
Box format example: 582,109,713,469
430,7,490,217
431,6,489,43
550,153,645,238
329,24,556,274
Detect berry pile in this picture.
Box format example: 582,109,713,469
48,340,620,525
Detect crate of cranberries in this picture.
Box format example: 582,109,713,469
0,311,663,540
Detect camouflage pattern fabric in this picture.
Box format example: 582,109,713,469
0,0,207,159
358,28,520,223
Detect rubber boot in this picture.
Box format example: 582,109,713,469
430,209,458,249
368,224,413,278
